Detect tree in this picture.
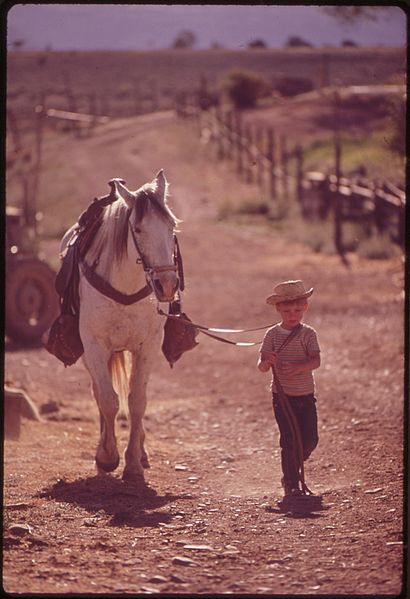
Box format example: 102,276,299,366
172,30,196,49
12,39,25,51
221,69,271,109
341,39,358,47
322,6,397,23
248,39,267,49
285,36,313,48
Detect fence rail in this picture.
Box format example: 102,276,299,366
182,103,405,261
40,106,110,137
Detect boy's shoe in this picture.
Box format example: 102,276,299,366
281,477,301,497
288,488,303,497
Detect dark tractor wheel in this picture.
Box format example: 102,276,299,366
6,258,59,343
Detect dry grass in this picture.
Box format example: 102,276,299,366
8,47,405,112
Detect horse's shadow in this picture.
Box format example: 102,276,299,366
38,474,192,529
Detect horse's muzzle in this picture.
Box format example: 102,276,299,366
151,270,179,302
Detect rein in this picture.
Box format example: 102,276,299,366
157,308,275,347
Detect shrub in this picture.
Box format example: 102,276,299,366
285,36,313,48
386,96,406,157
221,69,271,109
274,76,314,97
248,39,267,49
357,232,401,260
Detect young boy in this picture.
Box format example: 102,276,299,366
258,280,321,498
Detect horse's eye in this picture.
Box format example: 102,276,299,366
133,227,141,234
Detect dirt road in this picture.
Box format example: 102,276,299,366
4,113,405,596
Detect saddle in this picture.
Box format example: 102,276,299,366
45,188,117,367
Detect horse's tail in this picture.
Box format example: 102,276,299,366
109,351,131,419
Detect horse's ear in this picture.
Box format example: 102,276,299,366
153,169,167,203
109,178,135,208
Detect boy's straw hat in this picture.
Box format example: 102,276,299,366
266,280,314,305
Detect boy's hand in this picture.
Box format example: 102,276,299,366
277,354,320,375
260,351,277,365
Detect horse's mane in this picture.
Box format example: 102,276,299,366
86,185,179,274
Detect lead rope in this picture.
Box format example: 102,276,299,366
157,308,275,346
271,325,313,496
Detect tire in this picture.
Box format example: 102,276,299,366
6,258,60,343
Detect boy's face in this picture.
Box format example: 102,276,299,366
276,299,308,329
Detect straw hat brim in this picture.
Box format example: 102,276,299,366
266,287,314,305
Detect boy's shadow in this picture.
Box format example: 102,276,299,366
266,494,328,519
38,474,193,529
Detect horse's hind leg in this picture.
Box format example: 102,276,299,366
83,347,120,473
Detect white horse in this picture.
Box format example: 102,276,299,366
60,170,180,483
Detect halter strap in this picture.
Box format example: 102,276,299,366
80,259,152,305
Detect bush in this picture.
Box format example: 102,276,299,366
386,96,406,156
274,76,314,97
221,69,271,109
285,36,313,48
357,232,401,260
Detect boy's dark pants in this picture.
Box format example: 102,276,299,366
272,393,318,487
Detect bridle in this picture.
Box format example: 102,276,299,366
128,219,183,300
80,211,183,306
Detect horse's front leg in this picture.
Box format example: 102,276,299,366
82,344,120,473
122,349,156,482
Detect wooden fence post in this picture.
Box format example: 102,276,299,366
216,105,224,160
279,134,288,201
266,127,276,202
255,126,263,189
245,124,253,184
333,90,347,265
225,110,233,161
29,98,46,235
295,145,304,208
235,111,244,176
88,93,97,134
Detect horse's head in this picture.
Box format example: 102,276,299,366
110,171,180,303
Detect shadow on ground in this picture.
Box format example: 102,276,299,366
38,474,194,528
266,494,330,520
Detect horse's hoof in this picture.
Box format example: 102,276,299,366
95,455,120,473
141,453,150,469
122,469,145,484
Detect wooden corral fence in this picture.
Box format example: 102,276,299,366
7,97,111,226
177,101,405,262
38,106,110,138
300,172,405,260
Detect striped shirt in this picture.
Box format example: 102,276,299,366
260,323,320,395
